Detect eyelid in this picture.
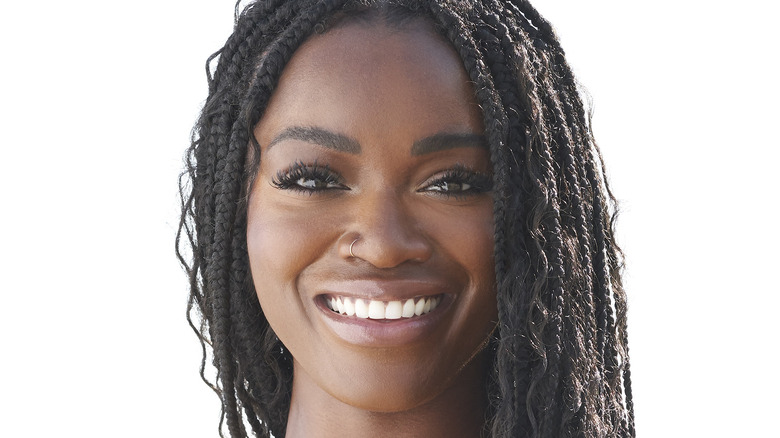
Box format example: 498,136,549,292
271,161,348,193
420,163,491,185
418,164,493,197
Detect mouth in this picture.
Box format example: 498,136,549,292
323,295,443,320
315,285,451,347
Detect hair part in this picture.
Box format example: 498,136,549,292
178,1,635,437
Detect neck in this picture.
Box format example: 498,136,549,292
285,354,489,438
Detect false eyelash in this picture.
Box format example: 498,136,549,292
271,160,345,192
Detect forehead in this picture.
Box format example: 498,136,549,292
256,18,483,143
283,18,460,89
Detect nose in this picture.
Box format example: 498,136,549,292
344,192,432,268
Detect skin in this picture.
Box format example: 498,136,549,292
247,18,497,438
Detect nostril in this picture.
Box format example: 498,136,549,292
349,233,432,269
343,195,433,267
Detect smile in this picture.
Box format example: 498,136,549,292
324,295,442,320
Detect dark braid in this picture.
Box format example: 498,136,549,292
178,1,634,436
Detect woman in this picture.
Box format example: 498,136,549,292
178,0,634,437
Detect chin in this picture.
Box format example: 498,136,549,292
294,344,489,414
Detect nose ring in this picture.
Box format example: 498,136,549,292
349,238,359,258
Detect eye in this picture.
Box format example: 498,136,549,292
271,161,348,193
425,180,473,193
419,165,493,199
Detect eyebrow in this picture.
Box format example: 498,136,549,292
267,126,361,154
267,126,486,156
411,133,487,156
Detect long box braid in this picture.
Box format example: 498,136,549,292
177,1,635,436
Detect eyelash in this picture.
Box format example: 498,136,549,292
271,161,347,193
419,164,493,199
271,162,492,198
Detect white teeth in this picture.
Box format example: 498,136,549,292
343,298,355,316
354,299,369,318
414,299,425,316
402,299,415,317
385,301,403,319
327,296,442,320
368,300,385,319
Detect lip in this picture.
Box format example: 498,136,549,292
314,279,453,347
315,278,450,301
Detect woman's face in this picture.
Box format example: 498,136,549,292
247,19,497,412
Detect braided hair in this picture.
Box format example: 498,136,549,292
177,1,634,436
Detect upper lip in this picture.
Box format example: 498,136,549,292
314,278,451,302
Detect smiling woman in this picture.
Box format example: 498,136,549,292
178,1,634,437
248,20,497,431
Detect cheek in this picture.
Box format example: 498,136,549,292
463,218,494,280
247,210,311,279
423,201,497,341
245,197,336,331
246,179,341,275
426,201,495,287
462,221,497,323
444,203,497,333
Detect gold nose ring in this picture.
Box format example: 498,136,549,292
349,238,359,258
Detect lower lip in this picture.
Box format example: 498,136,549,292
316,296,451,347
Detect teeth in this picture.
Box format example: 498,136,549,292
343,297,355,316
326,296,441,320
401,299,415,317
414,299,425,316
354,299,369,318
368,300,385,319
385,301,402,319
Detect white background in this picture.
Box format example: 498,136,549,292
1,1,777,436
